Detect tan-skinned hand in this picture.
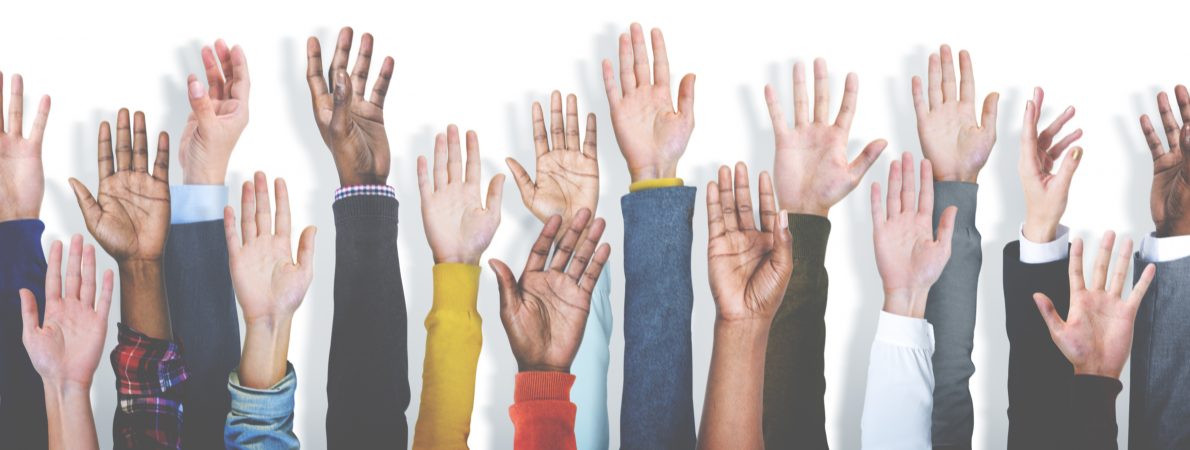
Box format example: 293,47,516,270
912,45,999,183
0,73,50,222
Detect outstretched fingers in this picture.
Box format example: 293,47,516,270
550,208,592,272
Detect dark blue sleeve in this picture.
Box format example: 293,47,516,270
620,186,697,450
0,219,48,448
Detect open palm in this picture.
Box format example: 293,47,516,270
766,59,885,216
1140,85,1190,237
491,211,611,373
180,39,250,184
0,74,50,221
508,91,599,230
912,46,998,183
20,236,113,388
601,24,695,182
1035,233,1155,378
307,27,395,186
706,164,792,321
69,110,171,263
418,125,503,265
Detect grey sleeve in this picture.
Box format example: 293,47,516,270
924,181,981,448
1130,252,1190,449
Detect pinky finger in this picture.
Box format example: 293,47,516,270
1128,263,1157,306
579,243,612,294
96,270,115,317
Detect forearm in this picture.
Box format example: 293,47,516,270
925,181,981,446
413,264,483,449
0,219,49,448
118,260,171,340
699,320,769,450
763,214,830,447
43,381,98,450
860,311,935,448
238,317,293,390
571,265,612,450
621,186,697,450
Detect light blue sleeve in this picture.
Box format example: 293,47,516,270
224,363,300,450
170,185,228,224
572,263,612,450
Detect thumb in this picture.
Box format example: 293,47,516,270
330,68,352,136
187,74,215,121
489,258,518,312
486,174,505,219
1033,292,1066,337
68,178,101,230
770,210,794,275
19,289,40,335
297,226,318,271
936,206,958,250
505,158,536,207
677,74,696,122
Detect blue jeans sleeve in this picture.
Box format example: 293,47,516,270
225,363,300,450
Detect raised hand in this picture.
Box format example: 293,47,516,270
20,235,113,390
1034,232,1156,379
69,109,171,264
601,23,695,183
1020,88,1083,242
490,210,611,373
765,59,886,216
1140,84,1190,237
870,153,957,317
0,73,50,221
912,45,999,183
418,125,504,265
224,172,316,388
706,163,793,321
307,27,395,186
180,39,250,185
507,91,599,232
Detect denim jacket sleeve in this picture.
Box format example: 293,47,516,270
224,363,300,450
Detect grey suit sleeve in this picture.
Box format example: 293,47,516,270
925,181,981,448
620,186,697,450
1130,252,1190,449
164,219,241,449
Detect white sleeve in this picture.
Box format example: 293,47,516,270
861,311,935,450
1019,223,1070,264
1139,232,1190,263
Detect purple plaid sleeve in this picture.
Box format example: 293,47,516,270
334,184,396,201
111,323,189,450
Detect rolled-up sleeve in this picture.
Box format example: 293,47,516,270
111,323,189,450
225,363,299,450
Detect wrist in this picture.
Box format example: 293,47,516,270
118,259,164,277
627,161,678,183
338,172,387,188
714,316,772,340
1074,361,1123,380
239,315,293,389
0,210,39,222
182,167,228,185
518,362,570,373
783,203,829,218
1022,217,1060,243
433,252,481,266
882,287,931,318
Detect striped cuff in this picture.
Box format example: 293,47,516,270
334,184,396,201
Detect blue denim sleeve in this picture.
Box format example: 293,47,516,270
225,363,300,450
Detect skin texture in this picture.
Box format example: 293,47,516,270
911,45,999,183
69,109,173,340
224,173,316,389
1019,88,1084,242
698,163,794,450
1034,232,1156,379
417,125,504,265
601,23,695,183
307,27,395,187
490,211,612,373
507,91,599,234
1139,85,1190,237
870,153,957,318
765,59,886,216
0,73,50,221
19,236,113,450
180,39,250,185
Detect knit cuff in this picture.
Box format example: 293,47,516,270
431,263,481,312
515,372,576,403
789,214,831,262
333,194,400,224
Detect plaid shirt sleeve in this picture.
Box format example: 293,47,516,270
334,184,397,201
111,323,190,450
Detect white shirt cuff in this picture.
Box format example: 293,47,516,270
1019,223,1070,264
874,311,934,352
1140,232,1190,263
170,185,228,224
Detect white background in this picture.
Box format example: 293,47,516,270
1,0,1181,447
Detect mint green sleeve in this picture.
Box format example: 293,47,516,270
572,263,612,450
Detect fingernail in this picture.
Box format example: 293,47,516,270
188,79,204,99
779,211,789,230
1072,148,1082,160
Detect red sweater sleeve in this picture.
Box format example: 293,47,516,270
510,372,577,450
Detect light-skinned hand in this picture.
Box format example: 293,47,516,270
418,125,504,265
0,73,51,221
180,39,250,185
912,45,999,183
1019,87,1083,242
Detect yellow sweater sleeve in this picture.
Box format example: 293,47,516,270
628,177,684,192
412,263,483,450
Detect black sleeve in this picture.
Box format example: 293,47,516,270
1067,375,1122,450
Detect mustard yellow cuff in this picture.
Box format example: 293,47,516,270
431,263,481,311
628,178,684,193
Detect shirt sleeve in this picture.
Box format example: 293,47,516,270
620,186,698,450
0,219,49,448
224,363,300,450
1018,223,1070,264
1067,375,1122,450
627,178,684,192
860,311,935,449
571,263,612,450
111,323,189,450
412,263,483,449
169,185,228,224
925,181,981,446
510,372,578,450
763,213,830,448
1138,232,1190,263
